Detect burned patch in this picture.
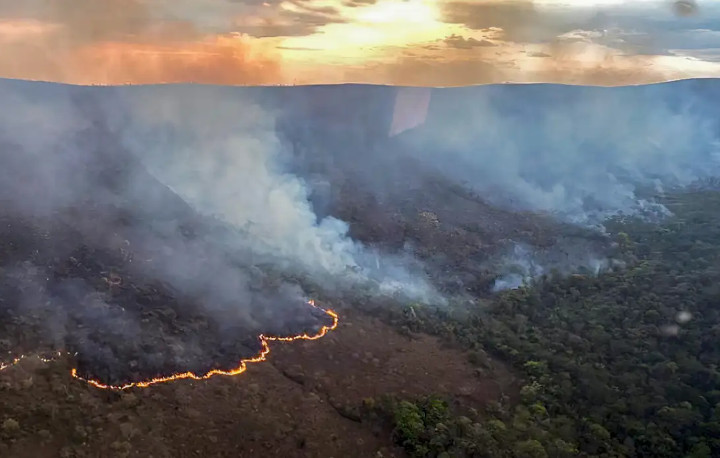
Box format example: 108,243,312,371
0,205,336,388
0,88,338,388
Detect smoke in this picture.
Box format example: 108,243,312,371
0,80,440,305
673,0,698,17
0,79,447,383
393,83,720,227
491,244,543,292
102,85,440,303
5,76,720,377
490,242,613,292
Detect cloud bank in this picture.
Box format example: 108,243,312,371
1,0,720,85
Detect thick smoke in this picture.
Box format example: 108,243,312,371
0,79,446,383
4,78,719,329
370,82,720,291
101,85,440,303
394,83,720,227
0,80,439,307
111,87,358,275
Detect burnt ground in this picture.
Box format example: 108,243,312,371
0,168,523,456
0,307,515,458
0,94,337,387
0,205,335,387
0,85,606,456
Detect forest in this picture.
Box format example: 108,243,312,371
3,79,720,457
361,189,720,458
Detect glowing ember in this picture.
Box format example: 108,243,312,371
0,351,71,371
1,300,338,390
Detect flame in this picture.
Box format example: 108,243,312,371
2,300,338,390
0,351,69,371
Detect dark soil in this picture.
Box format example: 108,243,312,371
0,82,599,456
0,308,514,458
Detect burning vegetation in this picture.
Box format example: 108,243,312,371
68,301,338,390
2,78,720,457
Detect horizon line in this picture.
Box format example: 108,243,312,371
0,76,718,90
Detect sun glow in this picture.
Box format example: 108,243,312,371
355,0,438,24
279,0,453,59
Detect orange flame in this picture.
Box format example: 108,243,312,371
2,300,339,390
0,351,68,371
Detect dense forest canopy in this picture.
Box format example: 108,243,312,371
366,189,720,458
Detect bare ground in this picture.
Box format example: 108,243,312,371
0,307,515,458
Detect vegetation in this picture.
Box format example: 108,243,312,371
367,190,720,457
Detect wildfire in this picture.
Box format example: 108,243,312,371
2,300,339,390
0,351,69,371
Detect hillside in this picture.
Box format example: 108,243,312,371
0,78,719,457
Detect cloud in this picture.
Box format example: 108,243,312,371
439,0,561,43
276,46,324,51
440,0,720,55
234,12,346,38
432,0,720,86
0,0,286,84
231,0,348,38
671,47,720,62
343,0,377,7
0,0,347,39
0,0,356,85
330,37,713,87
343,55,504,86
1,0,720,86
615,28,720,57
444,34,497,49
0,0,162,43
0,32,282,85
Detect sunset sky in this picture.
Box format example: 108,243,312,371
0,0,718,86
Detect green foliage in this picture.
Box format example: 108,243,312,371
367,190,720,457
389,397,453,457
394,401,426,450
513,439,548,458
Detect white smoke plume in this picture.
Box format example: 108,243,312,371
100,85,441,304
393,83,720,227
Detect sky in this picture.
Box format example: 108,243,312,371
0,0,718,86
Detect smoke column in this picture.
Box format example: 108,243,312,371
101,85,441,303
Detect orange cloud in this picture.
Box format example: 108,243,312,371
0,29,282,85
70,36,282,85
0,0,718,86
0,19,60,40
0,0,283,85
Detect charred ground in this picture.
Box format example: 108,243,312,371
2,79,718,457
0,81,563,456
0,92,335,387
